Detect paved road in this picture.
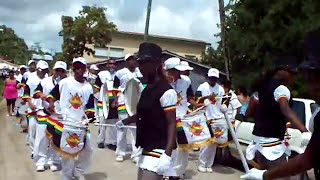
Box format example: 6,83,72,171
0,102,243,180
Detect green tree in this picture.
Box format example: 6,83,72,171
0,25,31,64
61,6,117,65
217,0,320,96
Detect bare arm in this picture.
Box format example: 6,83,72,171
264,145,313,180
278,98,308,132
122,114,138,125
164,110,176,156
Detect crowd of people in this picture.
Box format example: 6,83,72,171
2,33,320,180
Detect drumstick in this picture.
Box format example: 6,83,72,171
93,122,136,129
221,104,250,173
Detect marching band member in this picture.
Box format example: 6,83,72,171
23,60,37,82
94,59,118,149
180,61,194,77
23,60,49,161
163,57,197,179
47,57,95,180
87,64,99,85
16,65,28,131
119,42,177,180
241,32,319,180
196,68,225,173
245,56,308,177
32,61,67,172
112,54,142,162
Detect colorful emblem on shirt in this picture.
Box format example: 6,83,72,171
214,127,223,138
189,122,204,136
69,93,82,109
66,133,80,148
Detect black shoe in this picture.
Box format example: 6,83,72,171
107,144,117,151
168,177,181,180
98,143,105,149
30,153,34,159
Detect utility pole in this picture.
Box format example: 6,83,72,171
218,0,231,80
144,0,152,41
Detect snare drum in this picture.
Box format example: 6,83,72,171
46,116,88,158
176,110,214,150
209,118,229,148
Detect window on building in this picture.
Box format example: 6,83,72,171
185,55,196,60
110,47,124,58
94,47,109,57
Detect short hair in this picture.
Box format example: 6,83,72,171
238,86,248,96
9,70,14,74
222,80,232,89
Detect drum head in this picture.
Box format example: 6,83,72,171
101,83,109,118
124,78,143,116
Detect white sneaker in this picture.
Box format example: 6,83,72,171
206,167,213,173
197,166,207,173
36,165,45,172
116,155,124,162
50,164,59,172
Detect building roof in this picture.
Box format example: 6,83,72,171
115,31,211,46
89,50,225,76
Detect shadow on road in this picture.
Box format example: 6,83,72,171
84,172,107,180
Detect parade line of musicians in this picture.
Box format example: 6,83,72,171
6,33,320,180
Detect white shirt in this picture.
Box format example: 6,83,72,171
170,75,191,118
115,67,143,105
58,76,93,121
16,74,24,97
197,82,225,119
98,70,115,90
25,73,43,112
226,90,242,119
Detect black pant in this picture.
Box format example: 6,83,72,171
6,98,16,106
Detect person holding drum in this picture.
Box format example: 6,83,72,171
195,68,225,173
32,61,67,172
163,57,198,179
112,54,142,162
94,59,118,149
47,57,95,180
116,42,177,180
23,60,49,161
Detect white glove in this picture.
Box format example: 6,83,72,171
241,168,266,180
115,120,124,130
156,153,172,175
301,132,312,147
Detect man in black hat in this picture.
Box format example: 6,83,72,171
241,33,320,180
244,55,308,178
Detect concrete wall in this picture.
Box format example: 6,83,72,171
84,34,207,63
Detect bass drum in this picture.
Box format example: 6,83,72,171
101,83,109,119
124,78,144,116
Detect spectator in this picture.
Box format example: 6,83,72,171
237,86,250,117
2,70,18,116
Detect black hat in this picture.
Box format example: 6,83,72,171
275,55,298,72
300,32,320,70
138,42,162,61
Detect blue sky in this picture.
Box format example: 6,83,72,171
0,0,226,53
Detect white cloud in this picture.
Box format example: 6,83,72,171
0,0,223,52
